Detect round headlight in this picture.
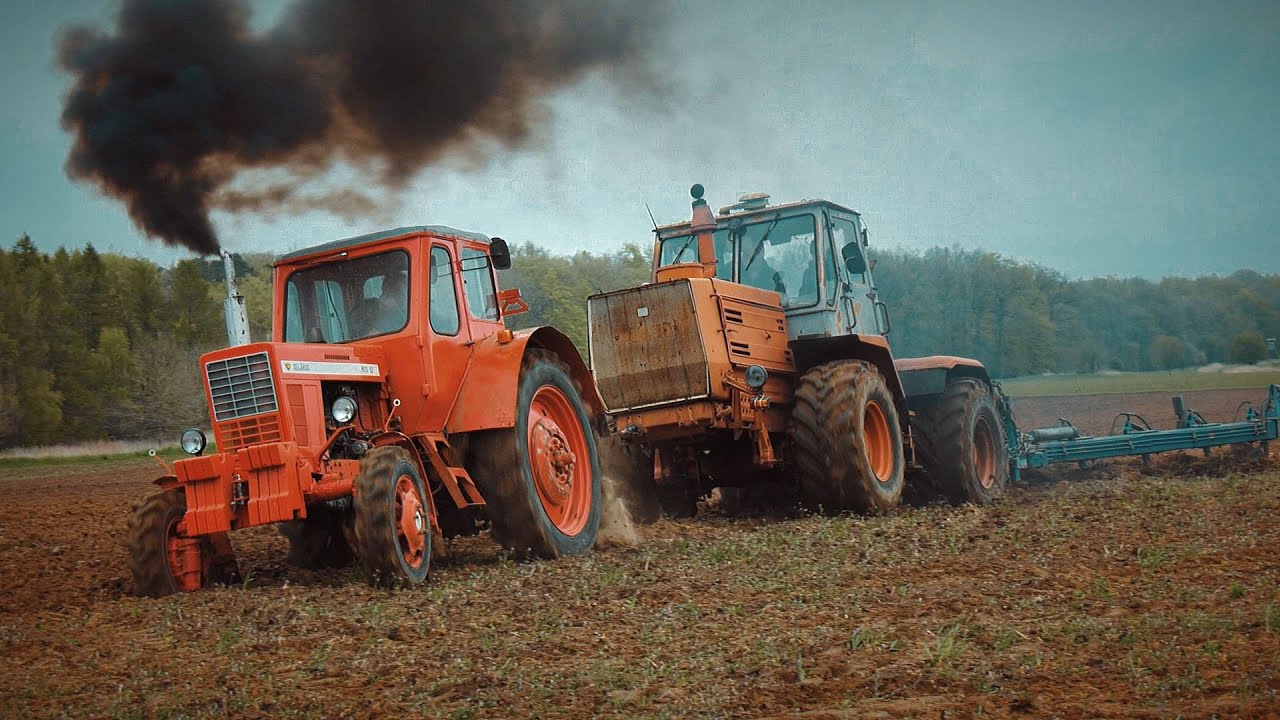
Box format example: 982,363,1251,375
744,364,769,390
331,395,357,424
180,428,207,456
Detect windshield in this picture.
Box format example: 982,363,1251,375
657,229,733,280
284,250,410,343
655,214,818,307
738,214,817,307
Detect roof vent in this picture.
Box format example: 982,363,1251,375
718,192,770,215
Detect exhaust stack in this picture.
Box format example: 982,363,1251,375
222,251,251,347
690,184,718,278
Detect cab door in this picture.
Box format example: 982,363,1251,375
419,241,473,428
828,212,879,336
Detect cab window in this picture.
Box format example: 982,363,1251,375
460,247,499,321
657,229,733,281
830,217,867,285
283,250,409,342
429,246,461,336
824,227,840,304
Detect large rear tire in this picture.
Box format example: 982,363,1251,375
353,447,431,586
791,360,905,514
471,349,602,558
913,378,1009,505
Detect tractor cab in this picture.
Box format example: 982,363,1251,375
652,190,888,339
275,225,515,346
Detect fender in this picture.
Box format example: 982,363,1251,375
790,333,905,401
894,355,991,399
445,326,603,434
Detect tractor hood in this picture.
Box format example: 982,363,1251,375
203,342,387,386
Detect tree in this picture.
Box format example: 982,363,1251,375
1230,332,1268,365
237,274,274,342
168,259,224,347
124,334,211,438
90,327,140,438
1150,335,1186,371
16,369,63,446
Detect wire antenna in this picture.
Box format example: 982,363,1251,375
645,202,658,231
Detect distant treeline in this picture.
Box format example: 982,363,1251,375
875,247,1278,377
1,235,1275,448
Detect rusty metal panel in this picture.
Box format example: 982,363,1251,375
588,282,709,412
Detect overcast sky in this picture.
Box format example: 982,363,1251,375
3,0,1278,279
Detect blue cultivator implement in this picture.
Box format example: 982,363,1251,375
1004,384,1280,480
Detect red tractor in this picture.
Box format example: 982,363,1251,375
128,225,603,595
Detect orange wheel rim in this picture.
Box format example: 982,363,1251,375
973,418,997,489
394,474,428,568
527,385,592,536
864,400,894,483
164,517,185,581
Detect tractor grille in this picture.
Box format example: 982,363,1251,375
206,353,279,422
588,281,709,412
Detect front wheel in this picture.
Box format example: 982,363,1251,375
791,360,905,514
353,447,432,586
127,488,237,597
471,350,602,558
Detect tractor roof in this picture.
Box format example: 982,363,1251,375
275,225,492,265
654,197,861,238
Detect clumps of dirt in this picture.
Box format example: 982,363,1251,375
1019,444,1273,489
1139,444,1273,478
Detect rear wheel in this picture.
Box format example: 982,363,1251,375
914,378,1009,505
127,488,237,597
353,447,431,586
791,360,905,514
471,350,602,557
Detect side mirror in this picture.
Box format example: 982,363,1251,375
842,243,867,275
489,237,512,271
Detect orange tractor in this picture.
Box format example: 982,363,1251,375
128,225,603,596
589,185,1010,516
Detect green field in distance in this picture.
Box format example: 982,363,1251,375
999,368,1280,397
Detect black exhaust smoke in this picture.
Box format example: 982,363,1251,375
58,0,657,255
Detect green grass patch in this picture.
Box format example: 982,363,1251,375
999,368,1280,397
925,622,970,677
0,445,191,471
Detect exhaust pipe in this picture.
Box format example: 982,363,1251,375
222,250,251,347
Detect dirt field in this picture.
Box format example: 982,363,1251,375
1013,387,1276,437
2,388,1278,719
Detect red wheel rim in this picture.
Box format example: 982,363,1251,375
394,474,428,568
864,400,894,483
973,417,997,489
527,384,592,536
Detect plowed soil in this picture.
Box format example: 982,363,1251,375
2,388,1278,719
1012,387,1271,437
